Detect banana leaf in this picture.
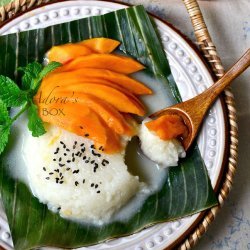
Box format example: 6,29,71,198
0,5,217,249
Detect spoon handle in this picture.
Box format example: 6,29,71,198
199,48,250,108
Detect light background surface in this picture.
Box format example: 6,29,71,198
0,0,249,249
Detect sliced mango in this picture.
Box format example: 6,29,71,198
50,83,145,116
47,44,93,64
80,38,120,53
47,93,135,135
146,114,188,140
37,102,122,153
39,79,145,114
56,54,145,74
41,69,152,95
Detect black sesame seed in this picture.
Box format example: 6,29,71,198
66,168,70,171
97,190,100,194
55,178,59,183
67,160,71,163
59,163,65,167
102,159,109,166
73,145,76,149
43,167,46,171
45,177,50,180
75,181,79,186
92,150,101,157
59,173,62,177
64,153,67,156
54,169,59,173
75,152,80,156
74,141,77,145
95,184,98,189
63,144,66,149
59,157,62,162
60,176,64,180
82,179,85,184
54,151,58,155
94,163,98,168
90,145,95,149
57,207,61,211
59,181,64,184
83,156,87,160
73,170,79,174
66,148,70,152
80,143,85,147
49,172,54,175
90,160,95,164
79,153,82,157
99,146,103,150
81,148,86,153
72,153,74,157
72,158,75,162
91,183,94,187
53,159,56,161
60,141,64,145
85,134,89,137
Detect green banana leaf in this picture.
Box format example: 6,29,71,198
0,5,217,249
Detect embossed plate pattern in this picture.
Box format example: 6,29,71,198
0,1,226,249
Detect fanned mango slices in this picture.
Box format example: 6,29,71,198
48,84,145,116
47,38,120,64
41,69,152,95
37,102,122,153
56,54,145,74
36,38,152,153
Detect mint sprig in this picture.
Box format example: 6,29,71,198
0,76,28,107
0,61,61,155
0,100,11,154
28,103,46,137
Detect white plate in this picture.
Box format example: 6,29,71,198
0,1,226,249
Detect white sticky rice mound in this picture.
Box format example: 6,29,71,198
139,120,186,168
22,125,142,224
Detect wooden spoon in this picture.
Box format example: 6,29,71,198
150,49,250,151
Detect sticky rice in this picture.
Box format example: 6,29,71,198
22,125,142,223
139,121,186,168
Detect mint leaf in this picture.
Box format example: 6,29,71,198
0,99,11,154
39,61,62,79
18,62,43,90
33,61,62,91
0,125,10,155
0,99,11,125
0,76,27,107
27,102,46,137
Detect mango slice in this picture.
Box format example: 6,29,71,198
47,44,93,64
146,114,188,140
56,54,145,74
80,38,120,53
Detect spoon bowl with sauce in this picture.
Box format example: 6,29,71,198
150,49,250,151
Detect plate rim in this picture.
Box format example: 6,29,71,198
0,0,230,249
